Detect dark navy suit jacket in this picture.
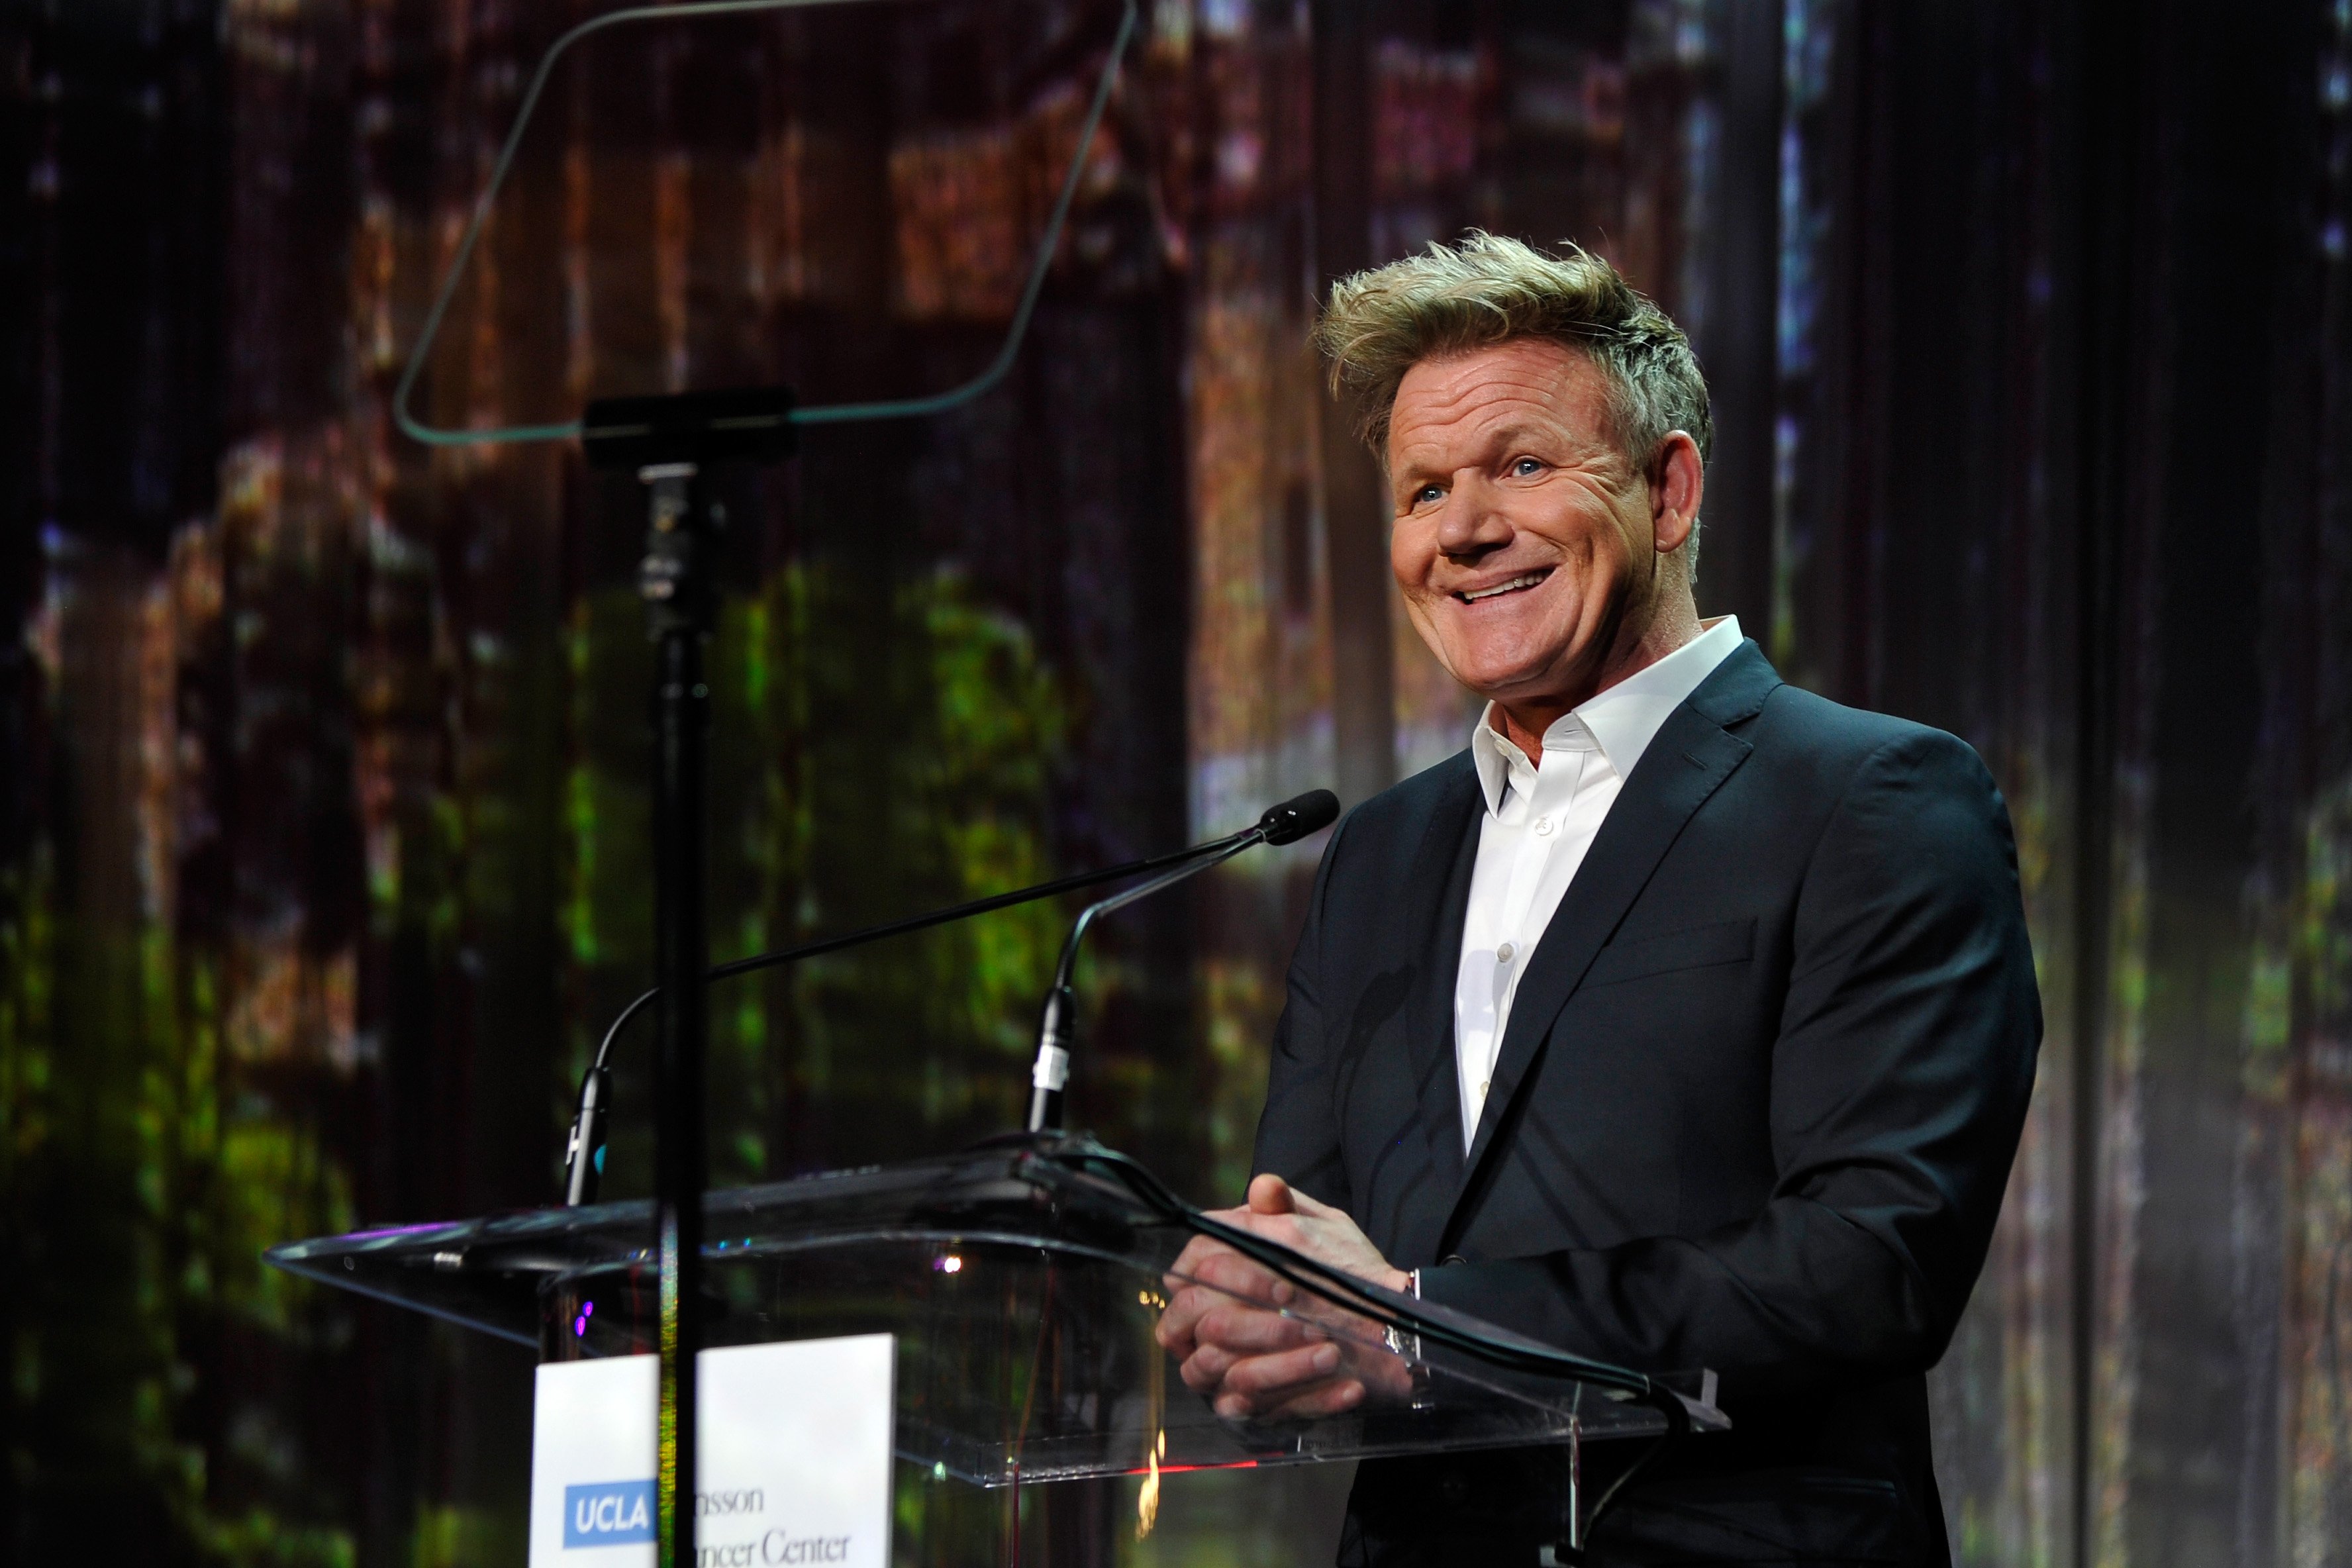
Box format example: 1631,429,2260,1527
1253,642,2040,1565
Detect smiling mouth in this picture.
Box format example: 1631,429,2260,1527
1454,569,1552,604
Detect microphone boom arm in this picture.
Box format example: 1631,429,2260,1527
566,789,1338,1201
565,816,1266,1204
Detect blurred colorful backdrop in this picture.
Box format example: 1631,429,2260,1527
4,2,2350,1565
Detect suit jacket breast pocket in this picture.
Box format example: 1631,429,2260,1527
1582,916,1755,989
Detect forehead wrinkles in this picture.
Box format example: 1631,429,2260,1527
1391,347,1613,471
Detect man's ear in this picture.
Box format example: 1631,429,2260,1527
1648,432,1704,554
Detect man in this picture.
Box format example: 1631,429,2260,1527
1155,233,2040,1565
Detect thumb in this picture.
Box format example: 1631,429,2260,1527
1246,1172,1297,1215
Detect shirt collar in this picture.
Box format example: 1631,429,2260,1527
1468,615,1743,818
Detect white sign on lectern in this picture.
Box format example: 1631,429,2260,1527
528,1335,895,1568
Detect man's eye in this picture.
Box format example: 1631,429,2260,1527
1511,458,1544,477
1415,485,1445,505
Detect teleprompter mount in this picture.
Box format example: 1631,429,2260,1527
583,382,795,1567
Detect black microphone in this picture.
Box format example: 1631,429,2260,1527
1026,788,1338,1133
1256,788,1344,847
560,791,1338,1203
564,1061,613,1206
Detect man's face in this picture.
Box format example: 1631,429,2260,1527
1386,338,1662,709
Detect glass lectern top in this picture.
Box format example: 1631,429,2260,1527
267,1136,1724,1487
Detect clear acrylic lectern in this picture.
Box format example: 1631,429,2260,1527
268,1134,1723,1552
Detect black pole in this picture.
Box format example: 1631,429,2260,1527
581,387,789,1564
641,462,710,1568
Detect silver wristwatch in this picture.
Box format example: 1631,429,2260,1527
1381,1267,1424,1361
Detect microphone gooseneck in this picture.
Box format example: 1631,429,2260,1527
561,789,1338,1203
1026,789,1338,1133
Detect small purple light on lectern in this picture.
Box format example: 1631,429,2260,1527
573,1300,595,1337
934,1255,963,1275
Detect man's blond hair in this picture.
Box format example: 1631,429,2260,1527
1314,231,1713,475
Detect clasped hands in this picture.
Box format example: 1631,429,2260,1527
1153,1173,1420,1421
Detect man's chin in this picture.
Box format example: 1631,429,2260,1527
1434,655,1575,707
1423,620,1585,691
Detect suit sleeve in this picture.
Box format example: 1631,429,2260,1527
1249,809,1353,1210
1415,729,2041,1398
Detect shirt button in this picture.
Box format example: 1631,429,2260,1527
1534,817,1553,836
1496,942,1514,963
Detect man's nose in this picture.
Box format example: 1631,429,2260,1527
1436,474,1512,556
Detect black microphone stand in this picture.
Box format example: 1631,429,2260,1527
644,463,709,1568
583,385,794,1568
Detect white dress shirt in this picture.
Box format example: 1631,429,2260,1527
1453,615,1744,1147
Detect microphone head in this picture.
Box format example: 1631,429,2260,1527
1258,789,1340,846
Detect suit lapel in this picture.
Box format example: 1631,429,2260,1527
1447,643,1781,1238
1398,760,1481,1200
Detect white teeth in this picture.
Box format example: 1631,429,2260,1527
1460,572,1545,603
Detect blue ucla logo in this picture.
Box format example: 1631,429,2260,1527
564,1480,656,1547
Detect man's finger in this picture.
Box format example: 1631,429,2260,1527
1163,1232,1238,1293
1224,1208,1303,1248
1188,1300,1320,1355
1159,1275,1314,1367
1156,1279,1239,1354
1178,1247,1291,1308
1199,1352,1370,1422
1179,1345,1232,1395
1181,1341,1324,1399
1220,1340,1342,1395
1173,1295,1324,1396
1247,1172,1296,1215
1157,1273,1253,1357
1153,1296,1202,1358
1259,1375,1369,1423
1285,1184,1338,1220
